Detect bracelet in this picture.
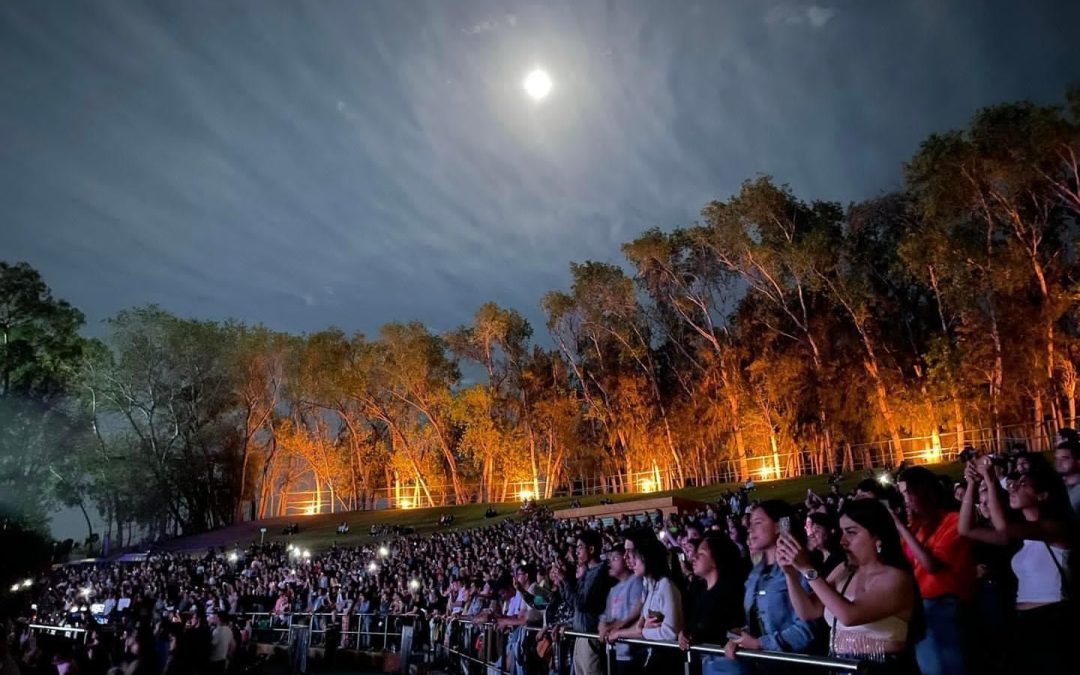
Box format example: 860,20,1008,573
800,568,820,581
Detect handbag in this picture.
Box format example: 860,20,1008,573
535,629,553,662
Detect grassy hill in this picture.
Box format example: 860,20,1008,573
157,462,961,554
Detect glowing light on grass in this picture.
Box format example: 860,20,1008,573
518,489,534,501
400,498,414,510
639,479,656,493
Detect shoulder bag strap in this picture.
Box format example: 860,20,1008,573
1043,542,1071,598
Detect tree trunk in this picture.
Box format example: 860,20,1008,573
526,422,541,499
77,501,95,545
863,355,905,465
1033,394,1045,452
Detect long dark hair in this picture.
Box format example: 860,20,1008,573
839,500,924,642
753,499,807,547
755,499,795,526
1023,464,1075,525
1022,464,1080,584
699,534,748,587
807,511,843,560
631,537,671,581
898,466,949,514
838,500,910,573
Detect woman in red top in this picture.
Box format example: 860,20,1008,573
893,466,974,675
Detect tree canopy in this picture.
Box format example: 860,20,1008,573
4,89,1079,543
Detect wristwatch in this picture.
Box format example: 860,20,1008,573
801,568,819,581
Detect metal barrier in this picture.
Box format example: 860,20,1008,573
27,624,91,644
235,611,407,651
435,617,866,675
27,611,410,653
26,613,870,673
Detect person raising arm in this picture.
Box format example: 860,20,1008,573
777,501,916,667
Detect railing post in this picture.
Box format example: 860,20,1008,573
382,613,389,651
604,640,614,675
683,647,693,675
552,631,562,675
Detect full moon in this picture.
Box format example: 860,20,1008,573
523,69,552,100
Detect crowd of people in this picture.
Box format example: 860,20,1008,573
4,435,1080,675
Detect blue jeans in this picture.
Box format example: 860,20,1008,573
701,654,746,675
506,627,525,675
915,596,966,675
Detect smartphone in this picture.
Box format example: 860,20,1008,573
778,516,791,535
647,610,665,622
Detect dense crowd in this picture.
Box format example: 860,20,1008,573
4,435,1080,675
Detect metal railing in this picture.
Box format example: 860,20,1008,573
235,611,408,651
27,613,871,673
436,616,866,675
27,624,91,644
26,611,409,652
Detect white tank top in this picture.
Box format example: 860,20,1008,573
1012,539,1068,604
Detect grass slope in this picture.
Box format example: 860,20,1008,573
158,463,961,554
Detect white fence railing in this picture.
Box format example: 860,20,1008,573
261,417,1075,516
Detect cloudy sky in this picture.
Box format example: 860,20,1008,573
2,0,1079,342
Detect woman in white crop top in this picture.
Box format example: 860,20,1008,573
959,457,1075,673
776,500,917,673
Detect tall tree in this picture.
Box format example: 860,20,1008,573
0,262,91,530
698,179,847,463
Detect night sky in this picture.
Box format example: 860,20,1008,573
3,0,1079,341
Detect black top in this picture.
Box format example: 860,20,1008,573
684,577,745,645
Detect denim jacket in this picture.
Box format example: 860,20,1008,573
742,562,817,653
